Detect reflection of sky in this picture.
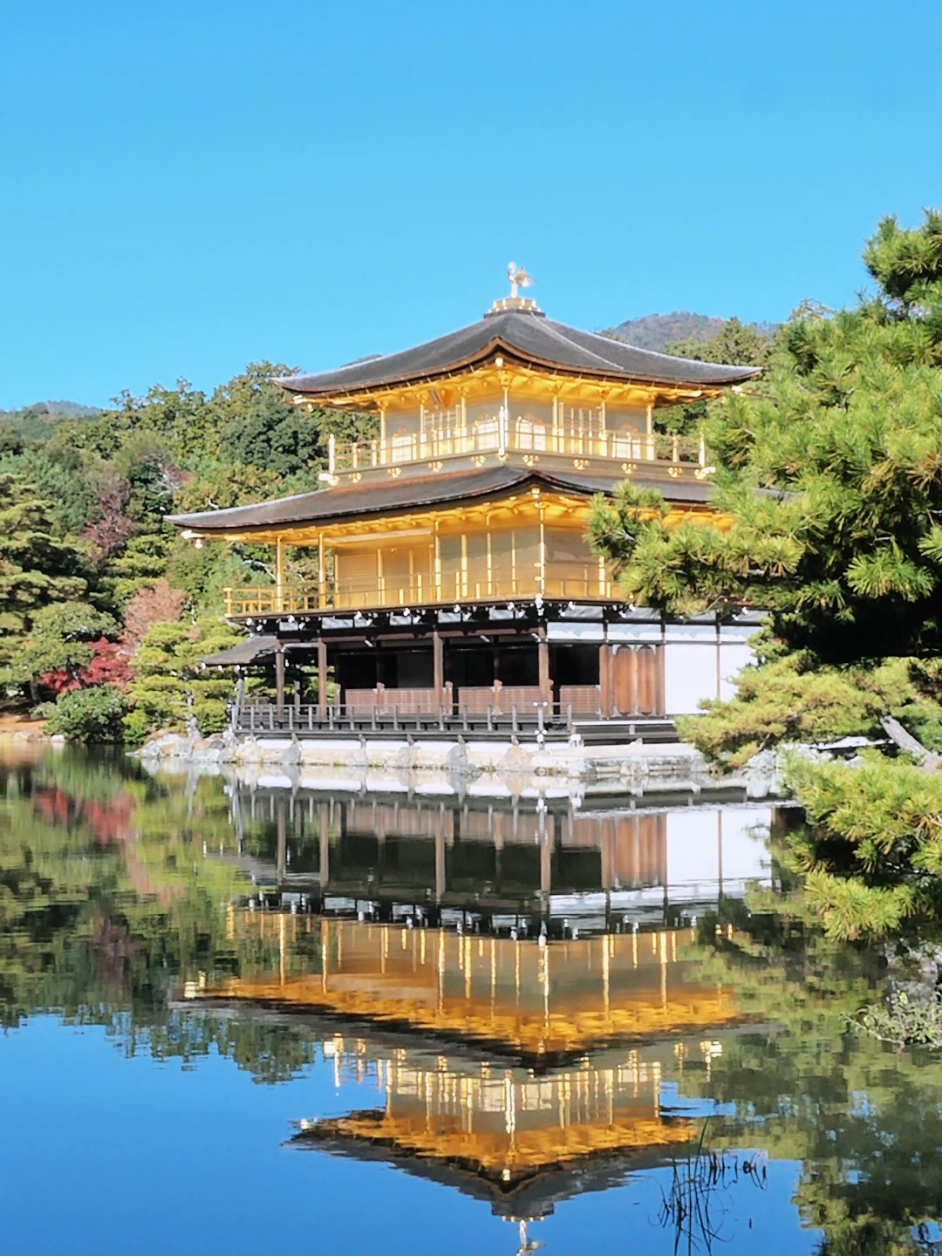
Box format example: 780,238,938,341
1,1017,820,1256
658,1081,736,1121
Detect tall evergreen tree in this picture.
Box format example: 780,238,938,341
589,210,942,665
0,473,91,674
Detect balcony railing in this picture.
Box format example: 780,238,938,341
224,563,616,618
327,428,704,474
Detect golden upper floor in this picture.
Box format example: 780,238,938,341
275,304,758,488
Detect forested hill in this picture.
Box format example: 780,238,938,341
1,400,101,421
603,311,777,352
0,401,101,443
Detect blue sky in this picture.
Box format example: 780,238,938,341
2,0,940,409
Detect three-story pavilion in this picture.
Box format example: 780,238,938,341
170,284,760,726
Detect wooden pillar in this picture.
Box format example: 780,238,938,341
275,645,285,718
232,671,245,732
537,494,546,596
599,643,613,718
317,639,328,719
540,822,552,895
656,640,667,717
435,827,446,903
538,635,551,706
432,630,444,703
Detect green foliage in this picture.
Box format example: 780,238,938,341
0,445,95,533
779,754,942,940
648,317,775,435
38,686,128,743
0,359,376,737
590,210,942,665
0,471,91,673
11,601,119,688
855,989,942,1049
680,651,942,767
123,617,242,742
590,212,942,943
102,530,175,607
665,316,777,368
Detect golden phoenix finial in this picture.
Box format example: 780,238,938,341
507,262,535,299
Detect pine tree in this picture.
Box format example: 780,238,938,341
589,210,942,665
0,472,92,675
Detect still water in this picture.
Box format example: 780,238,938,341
3,748,942,1255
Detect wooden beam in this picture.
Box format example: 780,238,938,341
599,643,613,718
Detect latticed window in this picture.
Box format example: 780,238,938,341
422,406,460,446
560,403,603,437
472,415,499,448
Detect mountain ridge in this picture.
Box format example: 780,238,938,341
600,311,773,352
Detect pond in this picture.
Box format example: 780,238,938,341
3,746,942,1255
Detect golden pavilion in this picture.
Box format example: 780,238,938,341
170,278,760,730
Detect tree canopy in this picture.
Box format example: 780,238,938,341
589,210,942,666
0,362,374,739
589,210,942,940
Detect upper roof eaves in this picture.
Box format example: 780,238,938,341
274,310,761,399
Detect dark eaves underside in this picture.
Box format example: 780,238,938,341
274,310,761,397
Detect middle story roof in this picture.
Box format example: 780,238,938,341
168,464,714,540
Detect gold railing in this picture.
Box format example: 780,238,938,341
224,564,615,618
328,428,704,473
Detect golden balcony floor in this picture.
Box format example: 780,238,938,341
224,563,615,618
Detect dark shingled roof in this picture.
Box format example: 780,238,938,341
168,465,714,535
202,635,278,667
275,308,760,398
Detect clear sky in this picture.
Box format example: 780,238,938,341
2,0,940,409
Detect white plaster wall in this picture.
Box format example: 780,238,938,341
664,644,716,714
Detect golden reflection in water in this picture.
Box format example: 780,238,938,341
186,912,739,1058
291,1035,696,1192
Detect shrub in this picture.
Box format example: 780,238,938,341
40,686,127,744
679,653,942,767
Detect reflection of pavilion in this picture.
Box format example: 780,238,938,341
230,790,773,931
183,912,739,1240
188,913,739,1062
289,1034,696,1220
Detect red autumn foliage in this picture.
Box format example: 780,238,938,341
36,639,132,698
36,669,80,698
82,639,132,690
